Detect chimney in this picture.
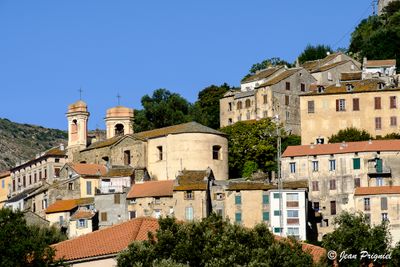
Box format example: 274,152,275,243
336,80,341,87
60,143,65,151
295,58,300,68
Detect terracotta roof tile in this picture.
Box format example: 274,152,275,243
301,52,343,72
365,59,396,67
241,66,284,83
282,140,400,157
45,198,94,214
274,236,326,263
105,166,134,178
355,186,400,196
127,180,174,198
310,60,348,73
256,69,300,87
226,180,308,191
44,147,67,157
0,171,10,178
70,210,96,220
70,163,107,177
82,135,125,151
136,122,225,139
52,217,159,261
341,71,362,81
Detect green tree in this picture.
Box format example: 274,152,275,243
328,127,373,143
220,119,300,178
0,209,66,266
349,1,400,69
322,212,391,266
242,161,259,178
298,44,333,64
190,83,231,129
117,215,319,267
133,89,192,132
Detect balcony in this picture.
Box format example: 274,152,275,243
367,160,391,177
96,185,128,194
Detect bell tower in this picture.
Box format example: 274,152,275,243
105,106,134,139
66,100,89,161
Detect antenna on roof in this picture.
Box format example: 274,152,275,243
78,87,83,100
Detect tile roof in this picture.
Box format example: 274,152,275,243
127,180,174,199
70,210,96,220
174,170,209,191
282,140,400,157
355,186,400,196
45,198,94,214
52,217,159,261
226,180,308,191
233,90,255,100
241,66,284,83
44,147,67,157
274,236,326,263
301,52,343,72
6,185,42,203
310,60,349,73
256,68,300,87
136,122,225,139
303,79,391,96
104,166,134,178
0,171,10,178
70,163,108,177
341,71,362,81
365,59,396,67
81,135,125,151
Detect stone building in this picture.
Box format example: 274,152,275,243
0,171,10,207
378,0,395,15
300,79,400,145
220,67,316,134
282,140,400,240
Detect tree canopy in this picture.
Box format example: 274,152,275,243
117,215,320,267
220,119,301,178
322,212,392,266
0,209,66,266
349,1,400,68
190,84,231,129
328,127,373,143
297,44,333,64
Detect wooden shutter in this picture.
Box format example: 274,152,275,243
336,99,339,111
101,212,108,221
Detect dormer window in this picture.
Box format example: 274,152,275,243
346,84,354,92
378,82,385,90
317,86,325,93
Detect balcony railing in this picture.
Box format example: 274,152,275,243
96,185,127,194
367,164,391,177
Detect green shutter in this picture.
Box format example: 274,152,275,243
353,158,360,170
235,195,241,205
273,193,280,199
263,195,269,204
274,210,281,216
263,212,269,221
376,159,382,173
235,212,242,222
274,227,281,233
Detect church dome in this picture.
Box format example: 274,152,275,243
67,100,88,113
106,106,134,118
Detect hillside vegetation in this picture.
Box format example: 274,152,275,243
0,118,67,171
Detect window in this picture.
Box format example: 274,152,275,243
245,99,251,108
336,99,346,111
124,150,131,165
34,173,37,183
237,101,242,110
157,146,163,161
263,111,268,118
23,176,26,187
330,201,336,215
263,211,269,221
274,210,281,216
235,195,242,205
184,191,194,200
262,194,269,204
285,95,289,106
114,124,125,135
235,212,242,224
390,116,397,126
287,210,299,218
59,216,64,225
381,197,388,210
129,211,136,219
353,158,361,170
374,97,382,109
312,181,319,191
246,111,250,120
42,199,48,210
237,114,242,121
289,162,296,173
228,118,232,125
287,193,299,201
327,72,332,81
44,169,47,179
375,117,382,130
329,180,336,190
114,194,121,204
212,145,221,160
301,83,305,92
307,101,314,113
273,193,280,199
365,213,371,225
382,213,389,222
101,212,108,221
68,182,74,190
274,227,282,233
313,202,320,211
390,96,397,109
215,193,225,200
286,82,290,90
312,161,319,172
353,98,360,111
154,197,161,204
39,171,42,180
287,227,300,238
185,207,194,221
86,181,92,195
1,180,4,189
364,198,370,211
55,158,60,163
78,219,87,228
329,159,336,171
154,209,162,219
263,95,268,104
354,178,361,188
54,168,60,178
29,175,31,185
228,102,232,111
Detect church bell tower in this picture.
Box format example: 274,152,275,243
66,100,89,161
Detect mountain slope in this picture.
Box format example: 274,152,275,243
0,118,67,171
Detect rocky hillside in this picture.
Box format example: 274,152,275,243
0,118,67,171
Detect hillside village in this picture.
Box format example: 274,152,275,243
2,1,400,266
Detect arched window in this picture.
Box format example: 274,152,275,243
237,101,242,110
71,119,78,134
115,124,125,135
245,99,251,108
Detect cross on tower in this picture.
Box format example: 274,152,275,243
117,93,121,106
78,88,83,100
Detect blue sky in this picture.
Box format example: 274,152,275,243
0,0,373,130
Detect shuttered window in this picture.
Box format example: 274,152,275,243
374,97,381,109
353,98,360,111
101,212,108,222
381,197,388,210
353,158,361,170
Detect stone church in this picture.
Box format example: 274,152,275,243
66,100,229,181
